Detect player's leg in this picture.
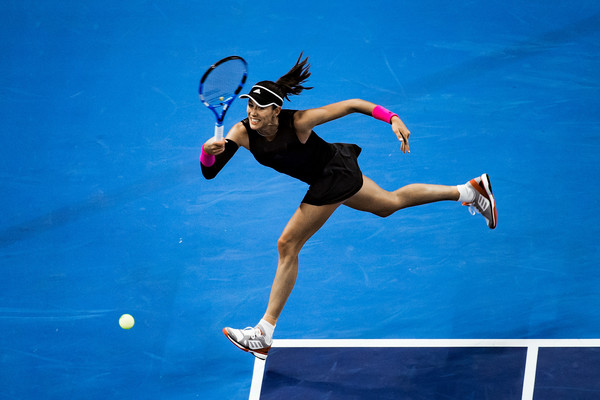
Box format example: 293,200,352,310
343,175,459,217
262,201,340,324
344,174,497,228
223,201,340,359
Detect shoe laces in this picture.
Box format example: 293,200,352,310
467,204,478,216
462,202,479,216
241,326,262,339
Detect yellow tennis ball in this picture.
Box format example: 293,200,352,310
119,314,135,330
219,96,225,101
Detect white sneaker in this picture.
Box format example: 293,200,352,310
463,173,497,229
223,324,272,360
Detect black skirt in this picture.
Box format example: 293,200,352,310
302,143,364,206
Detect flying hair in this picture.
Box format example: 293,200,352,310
274,53,313,101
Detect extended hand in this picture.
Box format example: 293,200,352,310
391,116,410,153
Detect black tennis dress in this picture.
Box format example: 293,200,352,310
203,109,364,206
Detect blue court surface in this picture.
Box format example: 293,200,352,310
1,1,599,399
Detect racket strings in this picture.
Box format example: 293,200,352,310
201,60,246,106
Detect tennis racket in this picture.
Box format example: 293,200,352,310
198,56,248,141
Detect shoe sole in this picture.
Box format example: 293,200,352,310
469,173,497,229
222,328,270,360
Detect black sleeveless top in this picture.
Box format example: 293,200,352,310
242,109,335,185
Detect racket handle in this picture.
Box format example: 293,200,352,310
214,124,224,141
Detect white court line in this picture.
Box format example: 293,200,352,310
272,338,600,348
249,339,600,400
249,358,266,400
521,346,539,400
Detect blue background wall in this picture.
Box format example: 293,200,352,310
1,1,599,398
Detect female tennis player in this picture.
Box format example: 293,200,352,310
200,54,497,359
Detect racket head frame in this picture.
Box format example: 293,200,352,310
198,56,248,130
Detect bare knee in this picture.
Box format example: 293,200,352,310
344,177,404,218
374,208,395,218
277,234,302,259
360,197,400,218
345,195,398,218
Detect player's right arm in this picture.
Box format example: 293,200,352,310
200,122,248,180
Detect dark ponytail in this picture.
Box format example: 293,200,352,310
275,53,313,101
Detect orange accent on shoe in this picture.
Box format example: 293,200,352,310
469,178,488,198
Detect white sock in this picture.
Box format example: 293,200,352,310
456,184,475,203
258,319,275,339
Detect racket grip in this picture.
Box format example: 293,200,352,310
214,124,224,141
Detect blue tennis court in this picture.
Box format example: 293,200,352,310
1,1,599,399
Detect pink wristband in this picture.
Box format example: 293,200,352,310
372,105,398,124
200,145,215,167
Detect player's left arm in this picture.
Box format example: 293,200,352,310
294,99,410,153
294,99,374,132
